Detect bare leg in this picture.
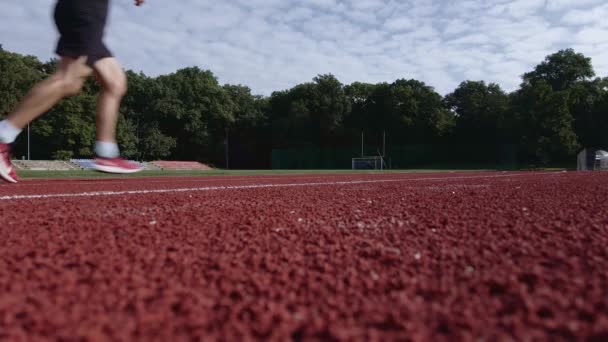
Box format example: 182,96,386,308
90,59,141,172
6,56,93,129
93,57,127,143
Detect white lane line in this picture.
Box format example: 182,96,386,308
0,172,562,201
11,174,370,187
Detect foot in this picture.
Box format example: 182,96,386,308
93,156,143,174
0,143,18,183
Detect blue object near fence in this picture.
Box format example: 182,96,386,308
70,159,144,170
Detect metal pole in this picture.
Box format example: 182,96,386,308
225,127,229,169
27,124,30,160
361,131,364,157
383,130,386,157
383,130,386,170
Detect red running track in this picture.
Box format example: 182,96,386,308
0,171,607,341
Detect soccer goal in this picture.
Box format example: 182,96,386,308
352,156,386,170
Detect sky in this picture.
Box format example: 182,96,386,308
1,0,607,96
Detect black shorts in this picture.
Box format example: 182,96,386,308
54,0,112,67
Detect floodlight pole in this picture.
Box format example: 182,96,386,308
382,130,386,158
382,130,386,170
361,131,364,157
27,124,30,160
225,127,229,169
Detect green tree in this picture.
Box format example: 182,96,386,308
593,88,608,149
267,74,350,146
309,74,351,140
139,122,177,160
222,85,268,168
512,81,579,164
3,46,607,168
444,81,510,144
0,50,47,115
116,116,139,159
51,93,97,158
569,78,608,149
510,49,598,164
223,84,265,128
153,67,233,163
522,49,595,91
361,79,453,144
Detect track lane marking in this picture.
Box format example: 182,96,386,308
0,172,564,201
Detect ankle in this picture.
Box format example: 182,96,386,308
0,120,22,144
95,141,120,158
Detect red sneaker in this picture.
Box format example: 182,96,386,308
93,156,143,174
0,143,18,183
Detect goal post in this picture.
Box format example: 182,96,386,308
352,156,386,170
354,130,388,170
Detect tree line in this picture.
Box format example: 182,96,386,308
1,45,607,168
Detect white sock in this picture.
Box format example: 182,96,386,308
0,120,22,144
95,141,120,158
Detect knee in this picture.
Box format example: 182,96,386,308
58,77,85,97
103,73,127,97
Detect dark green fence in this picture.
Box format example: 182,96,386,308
271,144,519,170
272,147,360,169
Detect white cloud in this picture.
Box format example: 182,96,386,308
384,17,415,32
546,0,605,12
1,0,608,96
561,3,608,27
575,28,608,45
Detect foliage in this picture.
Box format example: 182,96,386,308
52,150,73,160
1,47,606,167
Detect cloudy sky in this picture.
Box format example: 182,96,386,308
1,0,607,95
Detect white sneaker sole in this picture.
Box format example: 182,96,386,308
0,158,17,183
93,164,143,174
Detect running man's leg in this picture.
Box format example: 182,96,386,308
93,57,127,152
2,56,93,130
91,57,141,173
0,56,93,183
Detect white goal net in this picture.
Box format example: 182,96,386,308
352,156,385,170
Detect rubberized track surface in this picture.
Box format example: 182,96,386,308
1,171,607,341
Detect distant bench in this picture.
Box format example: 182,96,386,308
11,159,211,171
71,159,157,170
152,161,212,170
12,160,81,171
